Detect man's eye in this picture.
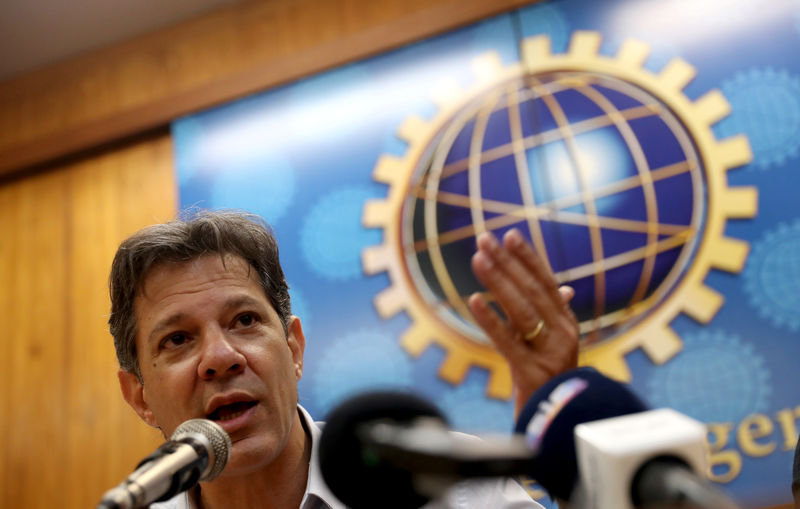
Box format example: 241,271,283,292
235,313,258,328
162,333,188,349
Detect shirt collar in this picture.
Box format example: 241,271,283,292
298,404,348,509
180,405,345,509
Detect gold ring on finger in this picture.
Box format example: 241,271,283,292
523,320,545,342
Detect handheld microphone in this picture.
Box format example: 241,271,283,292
318,391,534,509
515,367,741,509
97,418,232,509
514,367,648,502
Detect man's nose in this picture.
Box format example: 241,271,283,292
197,327,246,380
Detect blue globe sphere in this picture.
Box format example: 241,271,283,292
402,71,703,344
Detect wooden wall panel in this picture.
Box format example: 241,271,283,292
0,132,175,508
0,168,71,505
0,0,536,176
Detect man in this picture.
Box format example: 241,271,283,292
109,210,579,508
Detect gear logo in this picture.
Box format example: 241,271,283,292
362,31,757,398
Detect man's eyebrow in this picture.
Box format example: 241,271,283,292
148,313,188,343
147,295,269,342
224,295,267,312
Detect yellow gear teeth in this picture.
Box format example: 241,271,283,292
430,78,463,109
580,346,633,381
640,328,683,364
659,59,697,91
362,200,391,227
717,136,753,169
401,324,429,356
371,155,404,185
694,90,730,124
362,243,389,274
681,285,724,323
440,352,471,380
521,36,551,65
570,30,602,57
398,115,428,143
472,52,509,84
708,237,749,272
362,31,757,397
375,286,405,319
616,39,649,67
722,188,758,218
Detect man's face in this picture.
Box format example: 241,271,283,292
118,254,305,476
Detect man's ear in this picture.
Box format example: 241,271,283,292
118,370,158,428
287,316,306,381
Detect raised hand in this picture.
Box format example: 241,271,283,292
468,228,579,417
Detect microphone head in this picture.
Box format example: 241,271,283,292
171,418,232,481
318,391,448,509
514,368,648,501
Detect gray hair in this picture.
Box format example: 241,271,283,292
108,210,291,378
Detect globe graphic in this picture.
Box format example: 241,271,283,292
400,71,705,344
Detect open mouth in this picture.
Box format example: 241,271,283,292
207,401,257,422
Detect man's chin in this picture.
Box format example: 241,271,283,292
214,436,281,478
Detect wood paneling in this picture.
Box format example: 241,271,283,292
0,0,536,176
0,132,175,508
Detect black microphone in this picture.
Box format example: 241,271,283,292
515,367,741,509
318,391,535,509
97,418,232,509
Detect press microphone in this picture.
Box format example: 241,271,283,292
515,367,741,509
97,418,232,509
318,391,534,509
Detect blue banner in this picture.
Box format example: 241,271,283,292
173,0,800,506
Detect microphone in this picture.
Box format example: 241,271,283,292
514,367,648,501
320,376,641,507
515,367,741,509
318,391,535,509
97,418,232,509
320,371,741,509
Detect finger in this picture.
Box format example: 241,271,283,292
558,285,575,304
503,229,564,308
467,290,524,358
473,234,544,332
476,231,560,331
500,229,574,328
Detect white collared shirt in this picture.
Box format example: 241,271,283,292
152,405,544,509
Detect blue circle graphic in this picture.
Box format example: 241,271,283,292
440,377,514,433
647,330,770,423
744,219,800,331
716,67,800,169
309,328,415,415
300,185,382,280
